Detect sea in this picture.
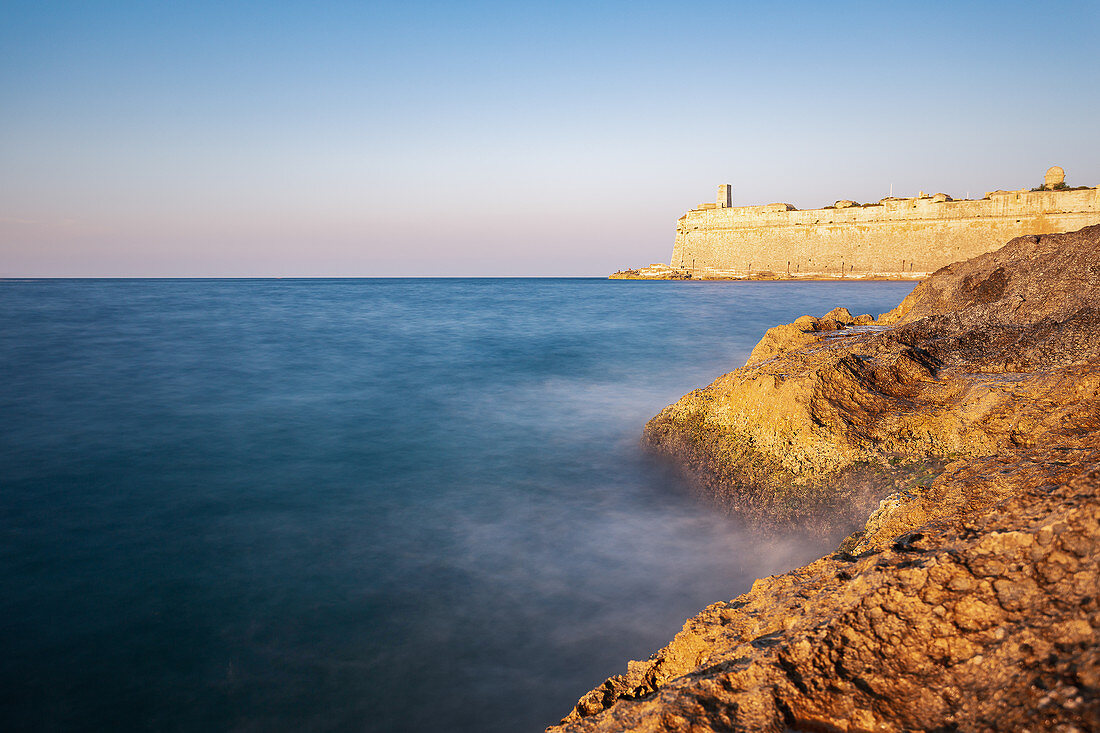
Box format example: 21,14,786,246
0,278,915,732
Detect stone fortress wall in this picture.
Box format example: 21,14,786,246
652,167,1100,279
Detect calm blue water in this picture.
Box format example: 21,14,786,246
0,278,914,732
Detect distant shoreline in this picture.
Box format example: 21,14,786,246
608,271,927,282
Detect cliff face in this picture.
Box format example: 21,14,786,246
549,225,1100,732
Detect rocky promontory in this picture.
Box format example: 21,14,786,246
549,225,1100,732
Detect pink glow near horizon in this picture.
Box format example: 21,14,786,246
3,1,1098,276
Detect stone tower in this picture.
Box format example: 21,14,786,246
1044,166,1066,189
717,184,732,208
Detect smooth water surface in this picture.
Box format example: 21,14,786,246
0,278,914,732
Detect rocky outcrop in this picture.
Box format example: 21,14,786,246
549,225,1100,732
640,226,1100,528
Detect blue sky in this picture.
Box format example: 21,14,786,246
3,0,1098,276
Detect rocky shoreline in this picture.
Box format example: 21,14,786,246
550,225,1100,732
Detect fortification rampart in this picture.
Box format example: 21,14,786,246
613,168,1100,280
672,187,1100,278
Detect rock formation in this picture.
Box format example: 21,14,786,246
549,225,1100,732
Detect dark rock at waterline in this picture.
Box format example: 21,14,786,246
549,225,1100,732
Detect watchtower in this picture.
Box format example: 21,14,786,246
717,184,732,208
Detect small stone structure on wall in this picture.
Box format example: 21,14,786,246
717,184,733,209
611,167,1100,280
1044,165,1066,189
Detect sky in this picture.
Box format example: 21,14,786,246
2,0,1099,277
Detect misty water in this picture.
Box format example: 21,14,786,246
1,278,915,732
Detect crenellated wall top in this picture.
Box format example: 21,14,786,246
678,185,1100,231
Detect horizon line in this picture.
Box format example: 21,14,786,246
0,274,617,280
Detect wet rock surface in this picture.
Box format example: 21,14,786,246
549,226,1100,732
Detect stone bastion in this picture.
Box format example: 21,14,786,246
612,167,1100,280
